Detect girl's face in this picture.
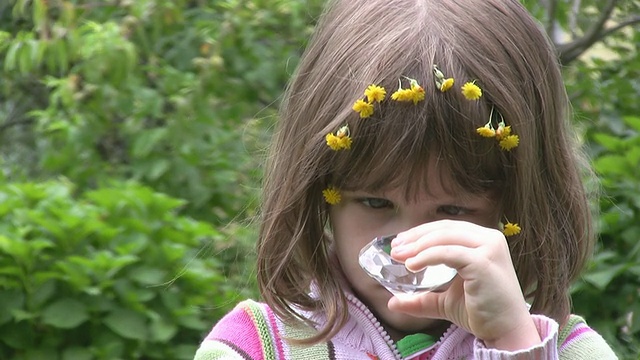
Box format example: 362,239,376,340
329,156,500,340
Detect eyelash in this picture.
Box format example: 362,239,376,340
358,197,394,209
357,198,470,216
437,205,469,216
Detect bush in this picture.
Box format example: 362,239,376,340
571,115,640,358
0,179,243,359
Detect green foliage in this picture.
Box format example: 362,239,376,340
518,1,640,357
0,1,322,358
571,115,640,358
0,0,639,358
0,0,323,223
0,179,243,359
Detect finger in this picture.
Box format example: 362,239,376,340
388,291,446,319
391,227,494,261
403,244,476,272
393,219,475,245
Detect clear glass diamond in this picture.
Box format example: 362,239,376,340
358,234,457,295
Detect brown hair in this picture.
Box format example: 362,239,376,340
257,0,594,344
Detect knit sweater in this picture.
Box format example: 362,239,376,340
194,294,617,360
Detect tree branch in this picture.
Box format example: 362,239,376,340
598,15,640,40
569,0,582,37
545,0,559,39
559,15,640,64
556,0,619,64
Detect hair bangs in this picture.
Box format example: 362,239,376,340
328,66,507,200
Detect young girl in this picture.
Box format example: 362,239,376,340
195,0,617,358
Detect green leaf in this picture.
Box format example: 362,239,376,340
32,280,57,308
23,348,52,360
177,313,206,330
592,133,624,151
132,128,167,158
41,298,89,329
62,347,93,360
0,321,33,349
130,266,167,285
593,154,628,176
582,264,628,290
12,309,37,322
0,234,28,259
174,344,199,360
623,116,640,132
103,308,147,340
148,159,170,181
0,290,25,325
150,315,178,342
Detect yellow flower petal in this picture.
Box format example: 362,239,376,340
476,127,496,138
364,84,386,103
440,78,454,92
409,85,425,104
391,88,413,102
495,125,512,140
462,81,482,100
352,99,374,118
392,78,425,104
322,186,342,205
499,135,520,151
338,135,352,150
325,133,341,151
326,125,352,151
503,222,521,236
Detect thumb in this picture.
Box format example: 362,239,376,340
387,292,446,320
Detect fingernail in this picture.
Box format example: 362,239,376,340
391,244,409,256
391,234,405,246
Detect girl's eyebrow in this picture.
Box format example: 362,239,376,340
428,188,496,205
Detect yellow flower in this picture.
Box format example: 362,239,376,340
325,133,341,151
391,78,425,104
495,124,512,140
476,126,496,138
462,81,482,100
326,125,352,151
409,83,425,104
352,99,374,118
364,84,386,103
323,186,341,205
499,135,520,151
338,135,352,150
440,78,454,92
503,222,521,236
391,88,413,102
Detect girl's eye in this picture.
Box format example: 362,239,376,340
438,205,468,216
359,197,394,209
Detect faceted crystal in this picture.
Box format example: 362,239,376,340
358,234,457,295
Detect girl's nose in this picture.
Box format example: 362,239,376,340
397,210,437,233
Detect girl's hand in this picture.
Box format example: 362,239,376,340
388,220,541,351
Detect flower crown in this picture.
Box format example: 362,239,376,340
322,65,521,236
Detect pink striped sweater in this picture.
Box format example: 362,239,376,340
194,294,617,359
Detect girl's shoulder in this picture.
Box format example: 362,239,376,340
193,300,337,360
558,314,618,359
193,300,274,360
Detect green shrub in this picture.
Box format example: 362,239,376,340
571,115,640,358
0,0,324,224
0,179,244,359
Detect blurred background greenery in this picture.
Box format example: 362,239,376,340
0,0,638,359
